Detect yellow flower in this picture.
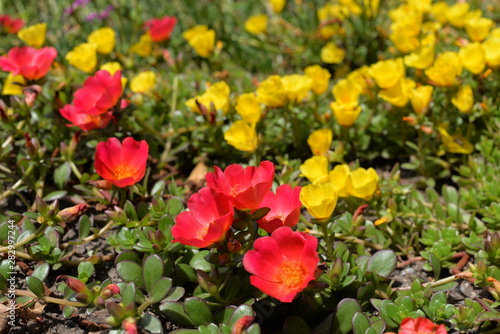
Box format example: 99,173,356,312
307,129,332,156
491,28,500,38
405,0,431,13
100,62,122,75
389,32,420,54
369,58,405,89
378,78,416,107
328,164,350,197
17,23,46,48
130,71,156,93
459,42,485,75
389,5,422,38
409,85,433,115
339,0,361,16
438,127,473,154
88,27,116,54
465,17,493,42
346,66,372,94
482,37,500,68
425,52,462,87
236,93,261,124
321,42,345,64
186,82,231,114
256,75,287,108
317,4,343,38
130,34,152,57
446,2,470,28
2,73,26,95
304,65,331,95
347,167,379,199
404,40,435,69
269,0,286,14
281,74,313,103
66,43,98,73
330,79,362,127
224,121,258,152
100,62,128,88
300,155,329,184
362,0,380,17
430,1,449,24
183,25,215,58
452,85,474,113
244,14,268,35
299,183,338,221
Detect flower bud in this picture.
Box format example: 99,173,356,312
56,204,87,221
122,317,138,334
57,275,88,294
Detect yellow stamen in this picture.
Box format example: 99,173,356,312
113,164,133,180
278,262,305,290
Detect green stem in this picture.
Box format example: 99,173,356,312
60,219,116,249
160,76,179,164
69,160,82,180
137,300,153,315
0,223,47,253
320,223,333,261
14,289,87,307
0,164,36,202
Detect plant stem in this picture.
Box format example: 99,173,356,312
60,219,116,249
0,164,36,202
14,289,87,307
0,223,47,253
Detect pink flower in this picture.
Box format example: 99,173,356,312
94,137,149,188
398,318,447,334
0,15,24,34
0,46,57,80
59,104,114,130
172,187,234,248
243,227,319,302
144,16,177,42
256,185,302,233
206,161,275,211
73,70,123,115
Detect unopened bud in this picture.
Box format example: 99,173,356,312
56,204,87,221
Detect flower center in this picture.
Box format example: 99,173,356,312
113,164,133,180
278,262,305,290
229,184,241,196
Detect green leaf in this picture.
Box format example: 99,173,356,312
121,283,136,306
62,306,75,318
283,315,311,334
78,215,91,240
151,180,166,196
78,262,94,283
150,277,173,304
477,311,500,321
247,324,261,334
250,207,271,221
31,263,50,282
117,260,144,288
42,190,67,201
352,312,371,334
176,263,197,282
366,250,396,278
115,250,142,265
189,250,211,272
165,286,185,301
184,297,213,326
140,313,163,333
26,276,45,298
166,197,184,216
371,319,386,334
332,298,362,334
54,162,71,189
124,201,139,221
160,301,194,327
143,254,164,294
228,304,255,328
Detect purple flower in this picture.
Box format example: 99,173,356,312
86,5,114,21
64,0,91,14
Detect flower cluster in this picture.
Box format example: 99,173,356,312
171,161,316,302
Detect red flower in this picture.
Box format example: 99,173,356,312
0,46,57,80
60,104,114,131
0,15,24,34
94,137,149,188
144,16,177,42
256,184,302,233
243,227,319,302
206,161,275,211
73,70,123,115
172,187,234,248
399,317,448,334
